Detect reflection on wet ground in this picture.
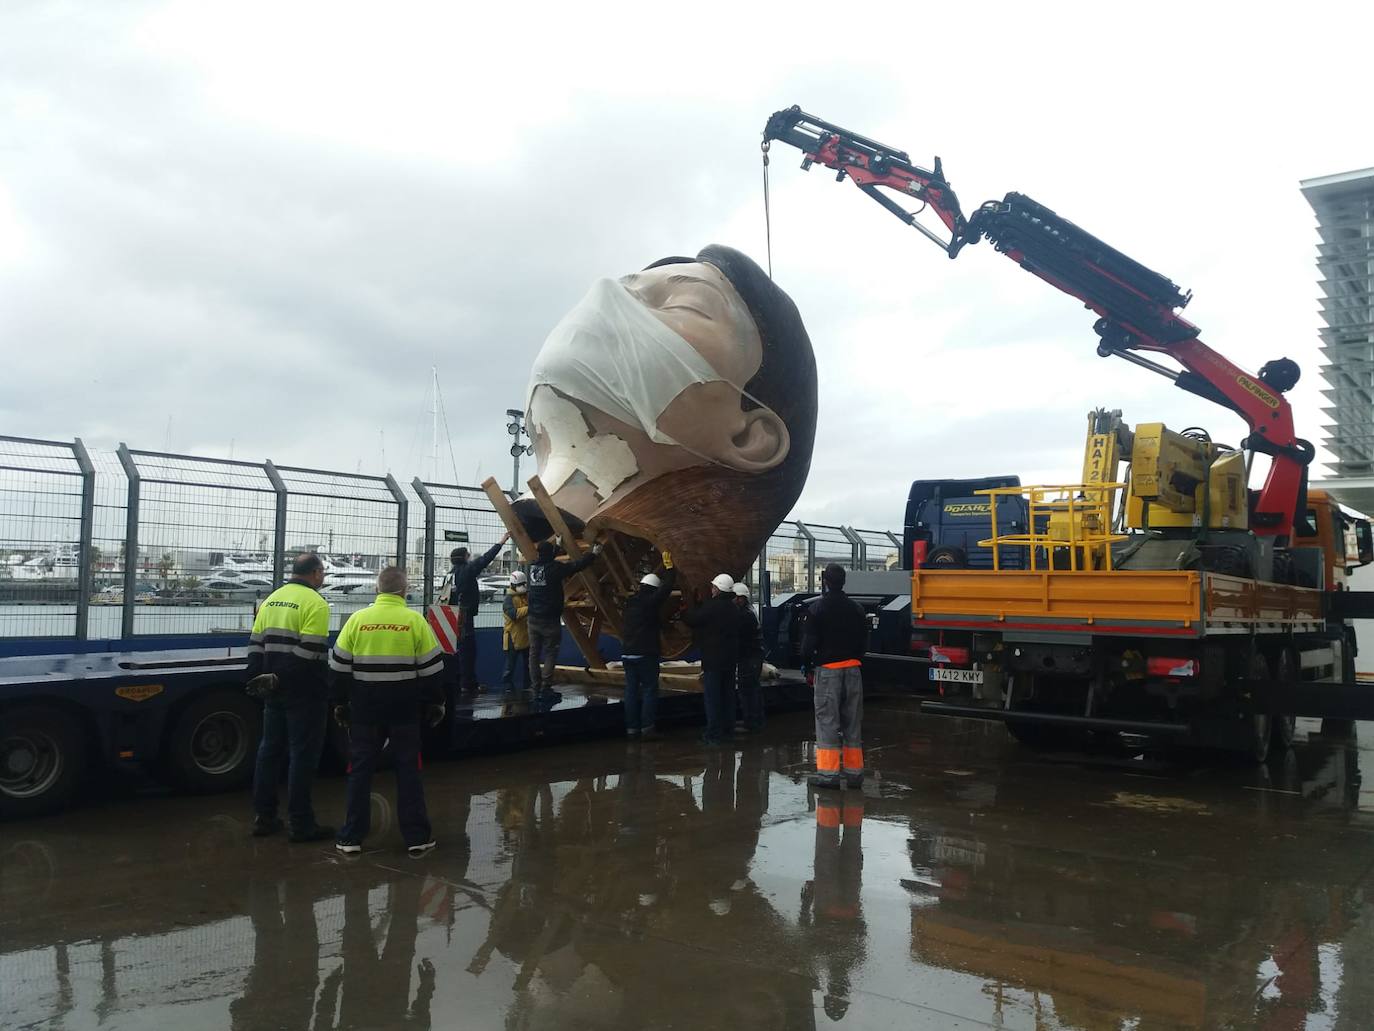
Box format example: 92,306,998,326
4,699,1374,1030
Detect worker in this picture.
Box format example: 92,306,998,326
526,538,602,693
501,570,530,693
733,581,766,734
329,566,446,857
446,532,512,694
246,552,333,842
619,551,677,739
802,563,869,789
683,572,739,745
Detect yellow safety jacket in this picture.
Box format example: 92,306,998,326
246,580,330,691
502,588,529,651
329,593,445,723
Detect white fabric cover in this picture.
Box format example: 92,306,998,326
527,277,775,451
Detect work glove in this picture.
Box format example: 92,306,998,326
332,704,351,729
425,703,447,729
245,673,280,699
661,550,673,570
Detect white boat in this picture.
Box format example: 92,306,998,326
9,544,81,580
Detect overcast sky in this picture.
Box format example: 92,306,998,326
2,1,1370,531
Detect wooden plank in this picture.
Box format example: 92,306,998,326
482,477,539,562
526,474,622,635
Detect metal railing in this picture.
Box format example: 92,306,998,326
0,435,903,641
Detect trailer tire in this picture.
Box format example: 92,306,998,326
1269,649,1298,755
163,690,261,794
0,706,88,820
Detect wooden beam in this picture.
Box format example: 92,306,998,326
482,477,539,562
526,475,622,635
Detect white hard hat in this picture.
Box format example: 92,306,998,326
640,573,661,588
510,570,527,585
732,582,750,598
711,573,734,593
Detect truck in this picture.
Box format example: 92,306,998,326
761,107,1374,758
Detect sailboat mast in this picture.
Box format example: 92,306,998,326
430,365,439,484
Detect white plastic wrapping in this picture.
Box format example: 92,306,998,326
526,277,775,452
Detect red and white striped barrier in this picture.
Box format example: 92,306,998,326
426,604,462,654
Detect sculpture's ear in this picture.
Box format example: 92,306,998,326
720,407,790,472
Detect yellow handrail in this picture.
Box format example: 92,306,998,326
975,483,1128,572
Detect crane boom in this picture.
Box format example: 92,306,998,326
762,106,1314,540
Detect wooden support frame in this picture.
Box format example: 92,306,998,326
482,476,606,670
526,475,623,637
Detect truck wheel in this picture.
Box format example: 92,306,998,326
1269,649,1298,755
163,690,261,794
1322,644,1358,737
926,546,967,568
0,707,88,819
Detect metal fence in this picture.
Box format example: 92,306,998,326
0,434,901,641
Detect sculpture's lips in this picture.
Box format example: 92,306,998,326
510,498,585,544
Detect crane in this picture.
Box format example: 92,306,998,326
761,106,1315,543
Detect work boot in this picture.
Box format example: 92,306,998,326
288,824,335,843
844,772,865,790
808,773,842,790
251,815,283,838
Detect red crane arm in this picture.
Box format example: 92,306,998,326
762,106,1314,539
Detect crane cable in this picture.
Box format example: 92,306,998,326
761,139,773,279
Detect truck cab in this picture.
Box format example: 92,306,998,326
904,476,1029,570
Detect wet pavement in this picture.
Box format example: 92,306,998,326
4,698,1374,1030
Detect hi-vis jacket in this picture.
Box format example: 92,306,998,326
246,580,330,692
329,593,445,723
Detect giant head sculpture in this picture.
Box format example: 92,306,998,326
514,245,816,651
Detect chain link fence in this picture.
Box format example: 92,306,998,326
0,437,901,641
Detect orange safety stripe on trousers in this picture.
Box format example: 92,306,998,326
841,747,864,771
842,804,864,827
815,747,841,773
815,803,841,829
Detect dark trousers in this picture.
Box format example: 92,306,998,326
252,693,326,830
701,665,736,743
339,722,431,847
623,656,660,732
456,609,478,691
814,665,864,784
528,617,562,691
502,647,529,690
737,658,764,731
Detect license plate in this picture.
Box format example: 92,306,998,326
929,667,983,685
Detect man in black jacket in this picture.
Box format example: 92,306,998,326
683,572,740,745
447,533,511,693
802,564,869,789
733,582,766,733
619,551,677,739
526,539,601,693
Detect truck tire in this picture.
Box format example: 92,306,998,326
1269,648,1298,754
926,546,967,568
1322,643,1358,738
0,706,88,820
163,690,261,794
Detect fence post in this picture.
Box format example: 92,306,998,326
840,525,864,568
72,437,95,640
412,479,437,608
116,444,139,639
795,520,817,592
384,474,408,573
756,537,768,593
264,461,287,588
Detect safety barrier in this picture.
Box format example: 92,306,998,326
0,434,901,640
